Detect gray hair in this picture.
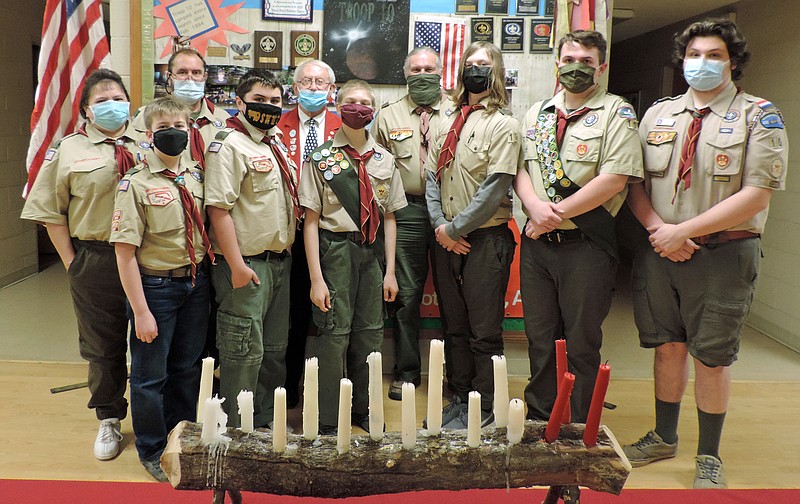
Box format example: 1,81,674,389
295,60,336,85
403,47,442,73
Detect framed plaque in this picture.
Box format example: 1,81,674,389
471,17,495,43
500,18,524,52
455,0,479,15
544,0,555,16
516,0,540,16
529,18,554,52
254,31,283,70
291,31,319,67
485,0,509,15
263,0,312,22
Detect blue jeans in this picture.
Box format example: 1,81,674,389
128,270,210,462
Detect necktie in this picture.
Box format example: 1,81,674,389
190,117,210,170
77,124,135,177
555,107,591,148
304,118,319,160
263,136,302,227
415,106,433,178
341,145,380,244
159,166,215,285
674,107,710,200
436,104,485,181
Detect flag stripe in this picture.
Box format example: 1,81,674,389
414,18,466,91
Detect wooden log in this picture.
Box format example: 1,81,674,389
162,420,631,498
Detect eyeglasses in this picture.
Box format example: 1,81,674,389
297,78,330,89
171,69,207,81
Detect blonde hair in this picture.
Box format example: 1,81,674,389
336,79,375,106
452,42,508,112
143,96,191,130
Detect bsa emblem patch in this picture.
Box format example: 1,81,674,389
770,158,784,178
582,113,599,126
208,142,222,153
617,106,636,120
117,179,130,192
294,34,316,57
716,154,730,169
576,144,588,157
376,183,389,199
646,131,677,145
252,159,274,172
389,128,413,141
145,187,175,206
723,110,740,122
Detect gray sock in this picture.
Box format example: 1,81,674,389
654,398,681,444
697,408,726,459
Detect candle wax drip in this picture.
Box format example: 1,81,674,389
206,441,230,487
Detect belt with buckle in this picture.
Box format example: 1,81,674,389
245,250,290,261
692,230,759,246
405,193,426,205
140,265,193,278
540,229,585,243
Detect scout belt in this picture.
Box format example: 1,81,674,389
533,103,619,261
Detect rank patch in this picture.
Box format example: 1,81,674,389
376,183,389,199
716,154,730,169
208,142,222,153
576,144,588,157
117,179,130,192
770,158,784,178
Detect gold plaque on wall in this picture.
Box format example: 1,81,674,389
290,30,319,67
255,31,283,69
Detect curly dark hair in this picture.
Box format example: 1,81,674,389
235,68,282,99
79,68,130,119
673,18,750,81
559,30,607,65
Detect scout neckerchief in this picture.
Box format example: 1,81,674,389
77,123,135,177
340,145,380,244
436,103,485,181
673,107,709,203
190,116,210,170
414,105,433,176
533,101,619,261
152,159,215,285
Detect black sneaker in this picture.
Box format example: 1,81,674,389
142,458,168,483
351,412,370,433
318,424,337,436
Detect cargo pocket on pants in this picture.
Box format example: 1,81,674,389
311,289,336,332
694,298,748,367
632,275,658,338
216,311,254,363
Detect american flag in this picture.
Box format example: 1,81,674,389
414,18,466,90
24,0,110,195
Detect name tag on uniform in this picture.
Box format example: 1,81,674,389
655,118,676,127
719,128,734,134
646,130,677,145
145,187,175,206
713,175,731,182
389,128,413,141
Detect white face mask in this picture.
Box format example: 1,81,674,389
172,79,205,103
683,58,728,91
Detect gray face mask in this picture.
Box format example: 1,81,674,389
558,62,597,93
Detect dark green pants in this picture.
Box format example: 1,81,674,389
313,230,385,427
212,253,291,428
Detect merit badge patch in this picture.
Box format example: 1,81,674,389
760,113,785,129
340,160,350,170
323,170,333,180
208,142,222,153
770,158,784,178
576,144,588,157
617,106,636,120
145,188,175,206
117,179,130,192
646,131,677,145
582,113,599,127
723,110,741,122
389,128,413,141
716,154,730,169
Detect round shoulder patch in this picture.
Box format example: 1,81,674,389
139,141,151,149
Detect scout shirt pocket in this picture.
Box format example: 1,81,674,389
643,129,679,177
368,164,395,211
459,134,489,176
142,186,183,234
704,133,745,179
69,158,113,197
247,156,280,193
562,128,603,165
388,128,416,160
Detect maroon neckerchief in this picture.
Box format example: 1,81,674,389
340,145,380,244
435,104,485,181
190,117,210,170
555,107,591,148
77,123,135,177
674,107,710,202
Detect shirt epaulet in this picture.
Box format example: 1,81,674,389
214,129,233,141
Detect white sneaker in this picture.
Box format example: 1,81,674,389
94,418,122,460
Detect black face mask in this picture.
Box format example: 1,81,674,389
152,128,189,157
242,102,282,130
462,65,492,94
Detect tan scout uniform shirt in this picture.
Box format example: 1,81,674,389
204,115,296,256
21,122,143,242
427,97,520,227
110,154,207,270
299,129,407,232
520,87,644,230
375,94,454,195
639,82,788,233
132,98,230,166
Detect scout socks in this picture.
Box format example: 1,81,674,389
654,398,681,444
697,408,726,459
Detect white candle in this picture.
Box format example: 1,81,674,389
337,379,352,454
201,395,227,444
401,382,416,450
492,355,509,428
366,352,384,441
507,398,525,445
273,387,287,453
426,339,445,435
467,391,481,448
236,390,254,433
197,357,215,422
303,357,319,440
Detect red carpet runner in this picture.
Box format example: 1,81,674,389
2,480,796,503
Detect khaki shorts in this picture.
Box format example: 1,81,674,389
632,237,760,367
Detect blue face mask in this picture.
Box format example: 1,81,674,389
90,100,130,131
172,79,205,103
683,58,727,91
298,89,329,113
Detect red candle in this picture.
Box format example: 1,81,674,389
583,363,611,447
555,339,571,424
544,372,575,442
